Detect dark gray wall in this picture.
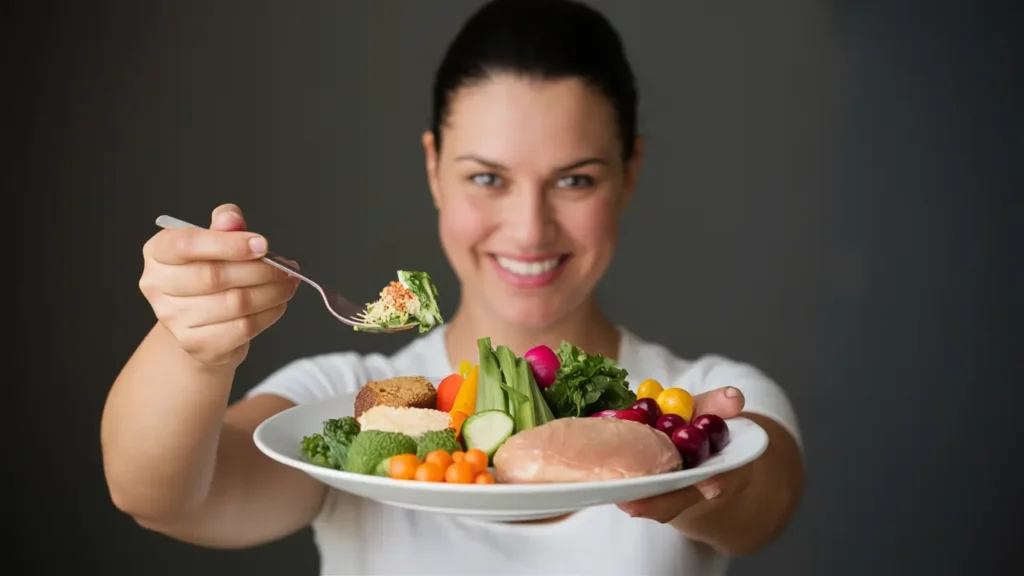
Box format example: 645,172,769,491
15,1,1017,574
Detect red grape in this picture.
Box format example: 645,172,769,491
589,409,618,418
613,409,649,424
653,413,685,437
671,424,710,469
691,414,730,453
629,398,662,425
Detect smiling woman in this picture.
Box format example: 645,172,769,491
100,0,804,575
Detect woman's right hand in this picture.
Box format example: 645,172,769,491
138,203,300,368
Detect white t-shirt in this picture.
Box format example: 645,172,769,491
247,325,802,576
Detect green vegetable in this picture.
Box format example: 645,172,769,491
300,434,334,468
300,416,361,470
373,457,396,477
475,337,508,413
397,270,444,333
461,409,515,462
495,345,532,431
543,341,637,418
521,357,556,426
345,430,418,475
414,428,463,459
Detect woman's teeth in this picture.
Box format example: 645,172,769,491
495,256,561,276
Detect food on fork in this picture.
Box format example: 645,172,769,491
355,270,444,333
493,417,683,483
353,376,438,418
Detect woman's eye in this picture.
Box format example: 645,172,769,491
556,175,594,188
470,173,503,187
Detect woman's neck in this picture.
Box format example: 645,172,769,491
442,297,622,371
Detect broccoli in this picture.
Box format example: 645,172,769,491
299,416,361,470
346,430,418,475
415,428,462,459
300,434,334,468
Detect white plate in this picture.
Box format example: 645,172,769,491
253,382,769,522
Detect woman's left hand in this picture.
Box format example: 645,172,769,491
617,385,751,523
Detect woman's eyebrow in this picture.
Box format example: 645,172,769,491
453,155,609,171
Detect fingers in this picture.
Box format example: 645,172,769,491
177,303,289,365
618,486,705,523
145,227,268,265
692,386,745,419
169,279,300,328
210,203,247,232
149,259,292,296
618,467,753,524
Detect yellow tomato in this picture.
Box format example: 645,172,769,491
656,387,694,422
636,379,664,400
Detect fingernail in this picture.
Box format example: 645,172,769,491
215,211,239,227
697,482,721,500
248,236,267,254
724,386,740,398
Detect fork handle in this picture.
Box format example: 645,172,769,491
154,214,305,279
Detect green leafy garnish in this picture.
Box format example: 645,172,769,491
397,270,444,333
300,416,361,470
542,341,636,418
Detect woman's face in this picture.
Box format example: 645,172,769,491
423,74,642,329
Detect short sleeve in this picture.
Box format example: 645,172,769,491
675,355,803,452
244,351,399,406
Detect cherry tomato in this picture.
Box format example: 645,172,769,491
414,461,445,482
636,379,664,401
463,449,489,474
388,454,421,480
656,387,694,422
424,450,454,470
475,471,496,484
445,461,476,484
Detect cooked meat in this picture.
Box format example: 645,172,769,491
493,417,682,483
353,376,437,418
356,405,451,438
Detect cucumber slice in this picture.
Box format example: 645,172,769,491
461,409,515,460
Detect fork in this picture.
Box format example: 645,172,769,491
154,215,416,333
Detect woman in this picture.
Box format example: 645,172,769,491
101,0,804,574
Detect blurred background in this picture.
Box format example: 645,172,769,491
14,0,1017,574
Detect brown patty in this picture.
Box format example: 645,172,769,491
353,376,438,418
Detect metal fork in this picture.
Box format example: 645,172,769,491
154,215,416,333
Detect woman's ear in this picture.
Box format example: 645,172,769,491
422,130,441,209
619,136,644,211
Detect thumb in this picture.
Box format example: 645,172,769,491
210,203,247,232
692,386,745,419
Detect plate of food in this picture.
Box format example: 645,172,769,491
253,337,769,521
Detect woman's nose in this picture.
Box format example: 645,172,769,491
503,186,555,247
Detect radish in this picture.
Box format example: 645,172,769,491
522,344,560,388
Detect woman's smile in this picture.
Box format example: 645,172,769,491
488,253,572,289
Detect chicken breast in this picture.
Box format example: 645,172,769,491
493,417,682,483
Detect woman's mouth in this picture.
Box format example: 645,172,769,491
489,254,570,288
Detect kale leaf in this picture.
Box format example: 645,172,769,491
300,416,361,470
542,341,636,418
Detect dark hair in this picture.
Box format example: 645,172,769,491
430,0,639,160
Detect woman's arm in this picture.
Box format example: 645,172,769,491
671,413,804,555
101,323,327,548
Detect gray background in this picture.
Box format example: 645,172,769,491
15,0,1017,574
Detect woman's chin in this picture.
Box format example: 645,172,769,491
487,296,577,331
